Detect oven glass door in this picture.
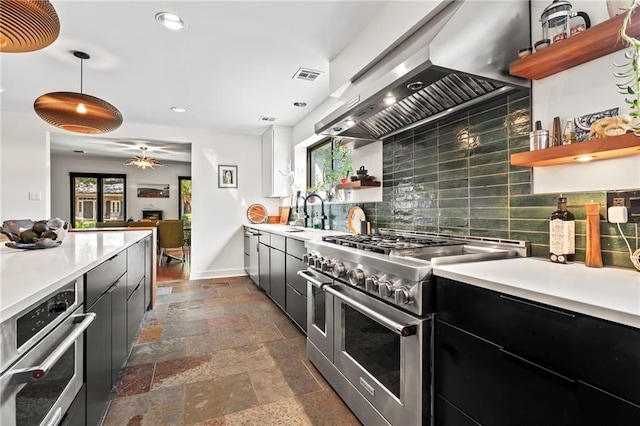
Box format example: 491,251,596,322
0,307,94,426
328,284,430,426
298,269,334,361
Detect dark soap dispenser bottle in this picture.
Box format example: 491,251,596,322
549,196,575,263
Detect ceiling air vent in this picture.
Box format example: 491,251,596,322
292,67,323,82
259,116,277,122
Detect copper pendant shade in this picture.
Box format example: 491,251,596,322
0,0,60,52
34,51,123,134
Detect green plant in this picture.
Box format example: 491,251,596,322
615,0,640,130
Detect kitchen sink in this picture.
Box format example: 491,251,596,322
396,245,516,266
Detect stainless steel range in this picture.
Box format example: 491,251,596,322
298,229,528,426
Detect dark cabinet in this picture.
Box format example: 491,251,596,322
243,231,250,274
435,277,640,425
285,239,307,333
258,242,270,293
127,240,145,298
143,235,153,310
111,275,128,384
86,292,112,426
270,248,286,309
84,236,153,425
127,278,145,349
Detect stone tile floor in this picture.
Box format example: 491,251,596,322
104,276,361,425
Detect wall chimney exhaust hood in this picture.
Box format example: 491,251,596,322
315,0,531,141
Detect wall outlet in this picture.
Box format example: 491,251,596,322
607,190,640,224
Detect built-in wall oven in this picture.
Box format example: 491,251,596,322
1,278,95,426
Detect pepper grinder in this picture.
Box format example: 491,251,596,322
585,202,603,268
552,117,562,147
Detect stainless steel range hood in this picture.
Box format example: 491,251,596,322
315,0,531,141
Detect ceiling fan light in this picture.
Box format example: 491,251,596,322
0,0,60,53
124,147,164,169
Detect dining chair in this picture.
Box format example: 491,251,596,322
157,220,186,265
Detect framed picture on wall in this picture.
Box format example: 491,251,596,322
137,183,170,198
218,165,238,188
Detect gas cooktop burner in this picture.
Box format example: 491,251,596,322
323,233,464,254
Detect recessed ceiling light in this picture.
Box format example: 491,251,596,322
293,102,307,107
384,96,397,105
155,12,186,30
170,106,187,113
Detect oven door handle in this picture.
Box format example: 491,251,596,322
323,285,417,337
297,270,332,288
11,312,95,383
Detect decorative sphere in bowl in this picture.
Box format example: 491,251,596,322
1,218,69,249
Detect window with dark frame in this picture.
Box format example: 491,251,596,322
70,173,127,228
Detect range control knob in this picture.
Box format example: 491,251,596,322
306,255,316,266
313,257,324,268
320,260,333,272
394,287,411,305
365,276,379,292
379,281,393,298
303,254,309,264
332,263,347,278
349,269,365,287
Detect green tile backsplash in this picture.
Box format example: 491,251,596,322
308,90,639,270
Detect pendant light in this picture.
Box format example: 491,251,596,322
0,0,60,52
34,51,123,134
124,147,163,169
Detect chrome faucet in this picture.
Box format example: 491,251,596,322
303,193,327,229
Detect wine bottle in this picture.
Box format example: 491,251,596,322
549,196,575,263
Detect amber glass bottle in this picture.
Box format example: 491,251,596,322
549,196,575,263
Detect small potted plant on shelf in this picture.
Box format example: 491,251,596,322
615,0,640,133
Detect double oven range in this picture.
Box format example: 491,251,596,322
298,229,528,426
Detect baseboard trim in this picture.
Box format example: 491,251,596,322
189,268,248,280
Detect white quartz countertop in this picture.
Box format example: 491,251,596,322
434,258,640,328
245,223,347,241
0,230,151,321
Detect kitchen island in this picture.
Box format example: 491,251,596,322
0,230,153,321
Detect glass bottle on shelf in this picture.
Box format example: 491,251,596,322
549,196,575,264
562,120,576,145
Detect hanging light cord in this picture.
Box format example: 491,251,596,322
616,223,640,271
79,57,83,93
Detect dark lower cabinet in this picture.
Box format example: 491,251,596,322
436,320,640,425
84,237,152,425
127,278,145,349
61,384,86,426
258,243,270,293
285,284,306,332
143,235,153,310
270,248,286,309
111,276,128,384
86,292,112,426
285,253,307,333
435,277,640,426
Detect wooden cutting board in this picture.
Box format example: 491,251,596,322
279,207,291,224
247,204,267,224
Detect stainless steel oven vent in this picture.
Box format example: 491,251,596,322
315,0,530,140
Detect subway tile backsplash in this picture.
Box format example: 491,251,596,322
308,91,639,270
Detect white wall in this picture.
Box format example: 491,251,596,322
530,0,640,193
0,111,52,220
50,154,191,222
0,112,279,280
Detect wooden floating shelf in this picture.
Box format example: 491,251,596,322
335,180,381,190
510,11,640,80
510,133,640,167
